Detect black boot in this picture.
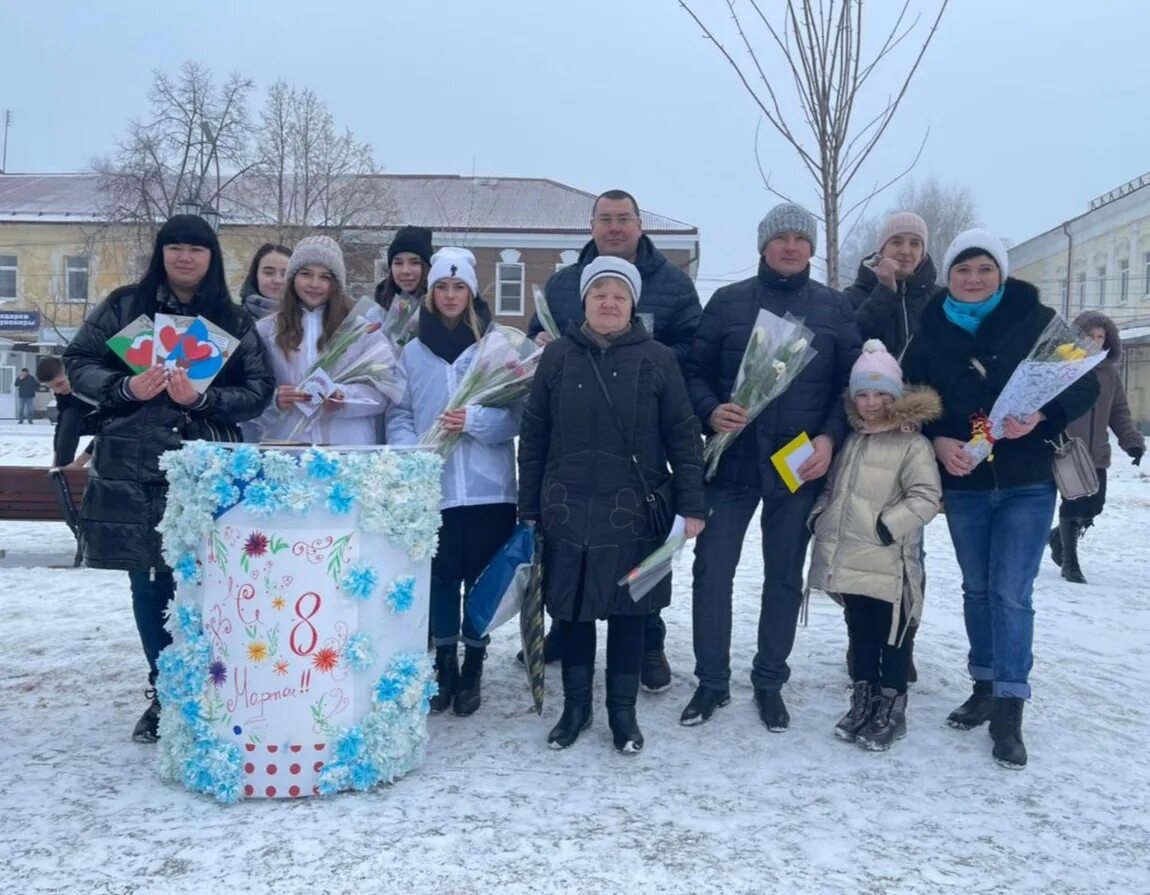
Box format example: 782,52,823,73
132,688,161,743
833,681,877,742
856,688,907,751
547,664,593,749
1059,517,1087,584
946,680,994,730
640,612,671,692
430,645,459,714
905,622,919,685
606,672,643,754
1048,526,1063,567
753,688,790,732
679,686,731,726
517,625,562,666
989,696,1027,769
453,645,485,716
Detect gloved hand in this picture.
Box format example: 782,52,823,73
1128,447,1144,467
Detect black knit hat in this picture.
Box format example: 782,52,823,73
387,226,433,264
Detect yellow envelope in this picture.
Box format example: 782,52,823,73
771,431,814,493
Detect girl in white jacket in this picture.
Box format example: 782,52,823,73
386,248,519,718
256,236,394,445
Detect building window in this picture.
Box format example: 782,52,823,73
1097,266,1107,306
65,255,90,303
1144,251,1150,295
1077,272,1086,309
0,255,16,300
1119,259,1130,303
495,249,524,316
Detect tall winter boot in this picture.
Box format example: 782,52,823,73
989,696,1028,769
833,681,877,742
1059,518,1087,584
430,645,459,714
547,664,594,749
1048,526,1063,567
132,688,162,743
605,671,644,754
946,680,994,730
856,688,907,751
640,614,671,693
453,645,486,716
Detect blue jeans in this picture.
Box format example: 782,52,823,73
17,396,35,422
943,484,1056,699
128,569,176,686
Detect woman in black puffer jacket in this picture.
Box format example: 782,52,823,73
64,214,275,743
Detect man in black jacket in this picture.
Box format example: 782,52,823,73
36,356,94,467
16,367,39,423
682,202,861,732
526,189,703,690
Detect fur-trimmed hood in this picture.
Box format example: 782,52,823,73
845,385,942,433
1073,309,1121,361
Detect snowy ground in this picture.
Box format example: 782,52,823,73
1,419,1148,894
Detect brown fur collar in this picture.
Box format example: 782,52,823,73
845,385,942,433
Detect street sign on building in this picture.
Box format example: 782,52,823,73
0,310,42,332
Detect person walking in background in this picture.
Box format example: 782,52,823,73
63,214,274,744
682,202,861,733
1048,310,1145,583
526,189,703,691
16,367,38,423
386,248,518,719
901,228,1099,770
239,243,292,321
806,340,941,751
518,256,705,753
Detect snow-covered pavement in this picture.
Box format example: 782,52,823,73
1,420,1148,894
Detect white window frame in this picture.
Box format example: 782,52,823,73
0,254,17,302
1077,272,1087,309
495,249,525,316
1096,266,1107,306
555,249,580,272
1118,259,1130,303
64,254,90,303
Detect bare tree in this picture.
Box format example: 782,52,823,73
93,61,254,247
837,176,979,287
679,0,950,285
245,81,390,243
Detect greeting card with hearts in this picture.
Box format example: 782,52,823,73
154,313,240,393
105,315,156,374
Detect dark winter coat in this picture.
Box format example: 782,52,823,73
52,391,96,467
63,286,275,571
843,254,938,358
1067,311,1145,468
16,372,38,398
518,322,705,622
683,263,862,493
527,235,702,363
901,278,1100,492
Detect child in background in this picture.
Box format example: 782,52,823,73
806,339,942,751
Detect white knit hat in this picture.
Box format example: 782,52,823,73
427,247,479,296
287,235,346,289
943,228,1009,279
579,256,642,304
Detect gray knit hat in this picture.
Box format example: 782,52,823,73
287,235,346,289
757,203,818,254
580,256,642,305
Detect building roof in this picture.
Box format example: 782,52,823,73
0,172,697,234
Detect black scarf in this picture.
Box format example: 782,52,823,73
418,295,493,363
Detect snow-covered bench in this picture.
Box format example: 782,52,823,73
0,466,88,566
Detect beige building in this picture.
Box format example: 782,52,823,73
1008,172,1150,429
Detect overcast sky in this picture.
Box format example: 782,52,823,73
3,0,1148,295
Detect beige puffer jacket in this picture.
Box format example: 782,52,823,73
806,387,942,644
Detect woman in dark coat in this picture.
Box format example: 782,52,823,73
518,256,706,754
63,214,275,743
901,229,1098,771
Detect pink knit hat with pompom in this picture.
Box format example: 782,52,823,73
849,339,904,398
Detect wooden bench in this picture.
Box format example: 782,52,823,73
0,466,89,566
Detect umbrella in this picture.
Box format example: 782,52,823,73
519,527,546,714
465,523,535,637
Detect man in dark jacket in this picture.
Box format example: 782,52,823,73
36,356,95,467
843,212,936,358
15,367,39,423
682,202,861,732
526,189,704,690
64,214,275,744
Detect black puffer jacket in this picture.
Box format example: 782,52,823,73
518,322,705,622
901,278,1100,492
63,286,275,571
843,253,938,358
527,235,702,363
684,263,861,492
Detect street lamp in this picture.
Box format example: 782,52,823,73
178,196,201,217
201,205,221,233
176,196,222,233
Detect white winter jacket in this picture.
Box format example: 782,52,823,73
255,308,393,446
386,338,520,510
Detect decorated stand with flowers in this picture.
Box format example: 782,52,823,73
155,443,443,803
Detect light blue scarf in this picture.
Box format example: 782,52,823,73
943,285,1005,335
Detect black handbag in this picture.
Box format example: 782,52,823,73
588,356,676,537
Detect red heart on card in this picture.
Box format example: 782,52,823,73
178,334,213,361
159,325,180,352
124,339,154,368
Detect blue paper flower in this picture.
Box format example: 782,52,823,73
174,552,201,585
242,480,279,517
326,481,355,515
341,564,378,601
342,633,376,672
210,477,240,511
335,727,365,763
176,602,203,638
304,448,340,481
374,674,402,704
385,575,416,614
228,445,261,481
